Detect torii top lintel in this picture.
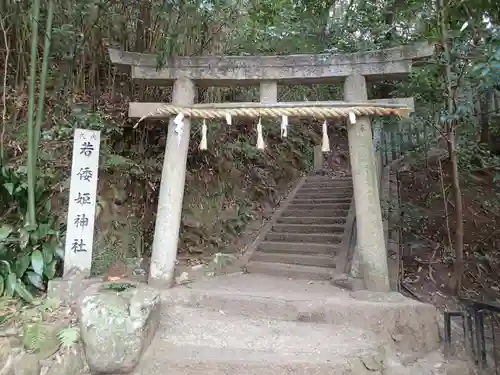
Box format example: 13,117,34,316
108,42,434,86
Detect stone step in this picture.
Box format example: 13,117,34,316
291,197,352,205
252,251,336,268
271,223,345,234
276,216,347,225
133,305,384,375
288,202,351,210
306,175,352,181
159,274,441,355
282,208,348,217
258,241,340,255
298,187,353,194
302,182,353,189
303,178,352,184
294,191,352,198
265,232,343,244
245,261,333,280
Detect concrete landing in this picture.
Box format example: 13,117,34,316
160,273,440,354
133,305,384,375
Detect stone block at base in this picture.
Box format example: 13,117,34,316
77,281,162,374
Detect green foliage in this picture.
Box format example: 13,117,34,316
470,26,500,91
0,296,79,353
224,205,254,237
457,142,500,173
0,166,63,303
23,322,49,351
0,101,135,301
101,283,136,292
21,318,80,352
57,327,81,348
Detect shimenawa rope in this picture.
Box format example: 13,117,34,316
134,104,410,128
135,103,411,151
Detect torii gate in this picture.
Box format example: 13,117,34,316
108,43,433,292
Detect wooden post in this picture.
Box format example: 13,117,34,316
415,122,421,147
423,122,429,154
344,74,390,292
382,129,389,165
149,78,196,288
395,123,402,158
390,130,396,161
385,122,398,162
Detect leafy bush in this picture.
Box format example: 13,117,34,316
0,166,63,303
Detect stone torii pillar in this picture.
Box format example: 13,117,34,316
149,78,196,287
344,74,390,292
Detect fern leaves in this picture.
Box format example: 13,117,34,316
22,323,81,352
22,323,49,351
57,327,81,348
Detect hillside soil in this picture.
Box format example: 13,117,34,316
399,160,500,308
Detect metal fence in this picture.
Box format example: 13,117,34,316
444,299,499,374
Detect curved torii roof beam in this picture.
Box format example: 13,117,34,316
108,42,434,86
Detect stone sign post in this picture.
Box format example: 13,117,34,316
63,128,101,278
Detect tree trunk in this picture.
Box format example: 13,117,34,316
438,0,464,294
478,92,490,144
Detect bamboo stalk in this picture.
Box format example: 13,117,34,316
33,0,55,164
26,0,41,227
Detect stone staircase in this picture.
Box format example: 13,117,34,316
246,174,353,280
130,274,473,375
